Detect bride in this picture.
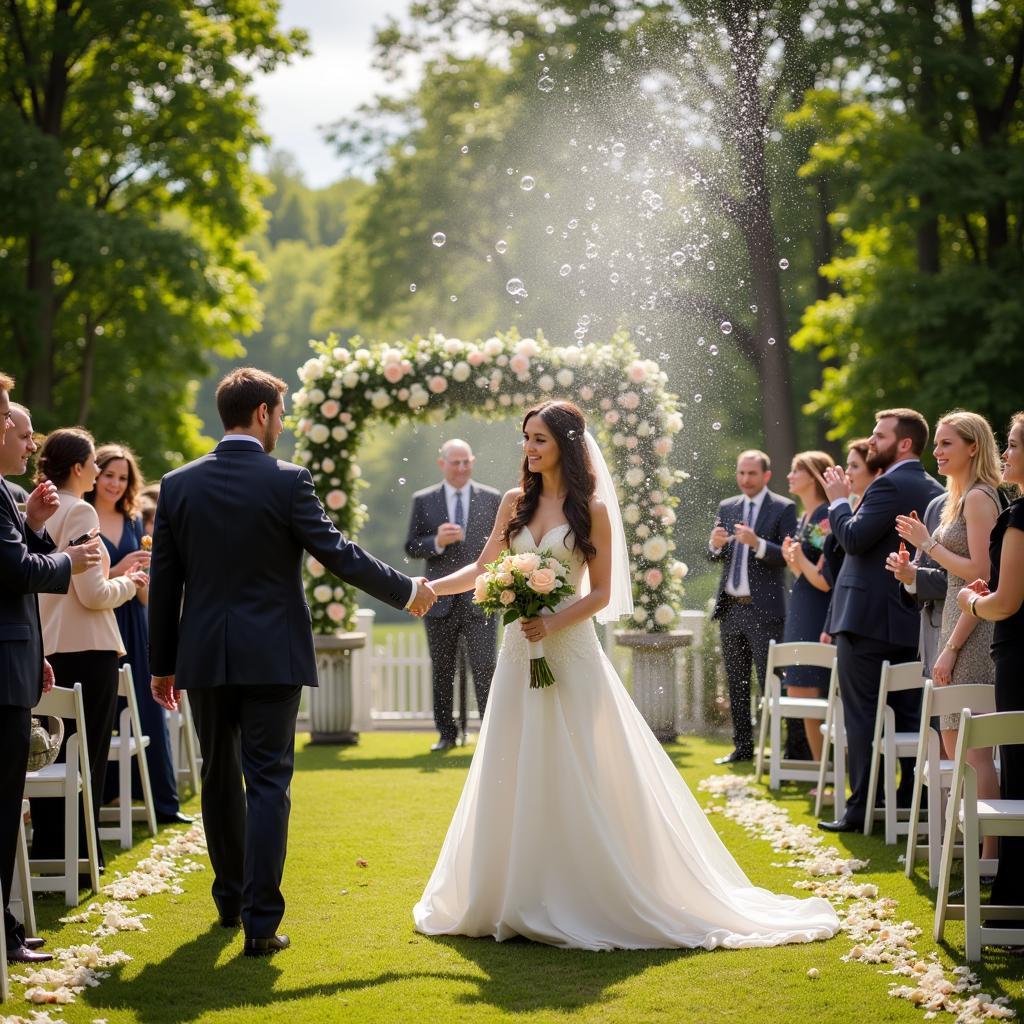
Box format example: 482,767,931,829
413,400,839,951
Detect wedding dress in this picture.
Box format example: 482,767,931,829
413,522,840,951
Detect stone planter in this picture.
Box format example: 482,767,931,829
309,632,367,745
614,630,693,743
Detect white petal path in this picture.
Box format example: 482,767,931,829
1,821,206,1021
698,775,1017,1024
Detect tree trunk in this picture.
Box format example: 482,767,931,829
22,237,57,413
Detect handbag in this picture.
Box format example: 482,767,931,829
26,715,64,772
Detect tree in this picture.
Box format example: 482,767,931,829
0,0,307,473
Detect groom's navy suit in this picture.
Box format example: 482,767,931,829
149,438,415,938
827,459,943,824
708,490,797,758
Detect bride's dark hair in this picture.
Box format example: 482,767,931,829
504,401,597,561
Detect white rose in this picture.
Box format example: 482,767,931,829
515,337,539,357
452,361,471,382
642,536,669,561
313,584,333,603
444,337,465,354
556,368,574,387
371,390,392,410
636,524,651,539
483,337,503,356
331,426,348,441
632,606,649,624
382,347,402,364
623,505,640,525
299,357,325,384
664,411,683,433
308,387,325,405
670,560,689,580
332,347,350,362
341,371,360,389
538,374,555,392
309,424,329,445
321,457,336,474
654,604,676,626
354,347,370,361
625,467,645,488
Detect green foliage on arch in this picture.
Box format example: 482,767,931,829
291,330,689,635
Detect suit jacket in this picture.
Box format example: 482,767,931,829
828,460,944,646
404,482,501,619
38,496,136,657
0,478,71,708
708,490,797,622
899,492,947,674
148,439,416,688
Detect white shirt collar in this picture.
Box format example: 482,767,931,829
219,434,264,447
443,480,473,499
741,486,769,508
884,457,920,476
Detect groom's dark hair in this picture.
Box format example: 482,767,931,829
216,367,287,430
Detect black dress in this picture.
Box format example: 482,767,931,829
782,503,832,694
988,497,1024,918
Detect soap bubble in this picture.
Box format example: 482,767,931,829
779,258,789,270
506,277,527,296
520,175,535,192
559,264,571,277
409,283,416,292
712,422,722,431
611,142,626,158
495,239,508,254
720,321,733,335
431,232,446,247
670,251,685,266
537,75,555,93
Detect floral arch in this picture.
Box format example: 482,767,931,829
291,329,688,635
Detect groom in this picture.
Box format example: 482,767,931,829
149,367,436,957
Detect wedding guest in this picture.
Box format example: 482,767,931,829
86,444,187,825
708,449,798,764
780,450,835,760
139,492,157,537
819,409,943,833
31,429,148,870
956,411,1024,925
895,411,1002,861
0,403,33,505
0,382,96,965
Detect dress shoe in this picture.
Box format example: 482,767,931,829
244,934,290,957
713,750,752,766
23,936,45,950
431,738,456,752
818,816,864,833
156,811,195,826
6,945,53,964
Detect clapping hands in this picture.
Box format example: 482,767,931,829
895,510,931,549
884,542,916,585
25,481,60,531
408,577,437,617
822,465,852,503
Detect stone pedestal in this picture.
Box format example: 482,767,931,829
309,633,367,745
615,630,693,743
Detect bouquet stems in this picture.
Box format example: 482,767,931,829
527,639,555,689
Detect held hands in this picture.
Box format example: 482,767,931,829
885,542,916,585
42,658,55,694
956,580,990,615
895,510,931,549
25,481,60,531
150,675,179,712
408,577,437,617
822,465,853,503
435,523,465,549
65,537,102,575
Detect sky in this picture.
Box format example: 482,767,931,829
251,0,413,187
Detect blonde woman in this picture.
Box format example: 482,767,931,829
896,410,1003,863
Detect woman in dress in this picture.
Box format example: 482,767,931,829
86,444,188,825
781,451,835,760
413,401,839,951
32,429,148,867
896,410,1003,861
956,411,1024,932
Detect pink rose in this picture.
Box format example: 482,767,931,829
495,571,514,586
579,385,594,401
428,375,448,394
467,350,485,366
383,363,405,384
604,410,620,425
473,573,491,603
508,353,530,375
326,490,347,510
499,589,517,606
511,551,542,574
654,437,673,456
326,602,346,623
527,567,558,594
320,399,341,419
645,568,663,588
627,361,648,383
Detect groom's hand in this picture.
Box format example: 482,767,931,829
408,577,437,617
151,674,180,712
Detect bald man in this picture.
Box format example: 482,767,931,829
405,440,501,751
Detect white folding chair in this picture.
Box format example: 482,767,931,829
864,660,926,843
814,665,848,819
2,801,37,1002
167,690,201,794
905,681,997,886
100,665,157,847
25,683,101,905
935,710,1024,960
0,923,7,1002
755,640,835,789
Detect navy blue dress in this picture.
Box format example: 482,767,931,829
102,516,179,816
782,503,832,694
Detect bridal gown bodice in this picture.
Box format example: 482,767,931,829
413,526,839,951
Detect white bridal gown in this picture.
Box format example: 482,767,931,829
413,525,840,951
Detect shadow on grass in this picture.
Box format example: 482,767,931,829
296,744,476,773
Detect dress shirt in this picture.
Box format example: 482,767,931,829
218,434,417,610
711,487,769,597
433,481,474,554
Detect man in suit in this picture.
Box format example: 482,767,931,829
149,367,436,958
888,492,947,677
820,408,944,832
0,382,100,964
405,439,501,751
708,449,798,765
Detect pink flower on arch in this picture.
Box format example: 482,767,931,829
508,353,531,375
428,375,448,394
383,363,405,384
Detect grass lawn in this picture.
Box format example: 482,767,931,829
8,732,1024,1024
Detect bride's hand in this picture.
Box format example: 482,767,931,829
521,617,548,642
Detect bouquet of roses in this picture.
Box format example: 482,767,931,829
473,549,575,688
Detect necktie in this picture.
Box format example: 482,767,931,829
454,490,465,529
731,500,752,589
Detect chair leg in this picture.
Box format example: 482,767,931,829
884,730,898,845
1,922,8,1002
905,756,924,876
963,796,981,961
138,739,157,837
814,724,830,818
769,703,782,790
118,741,132,848
64,780,79,908
755,697,769,782
927,769,943,889
15,808,36,936
934,784,960,942
79,745,101,896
